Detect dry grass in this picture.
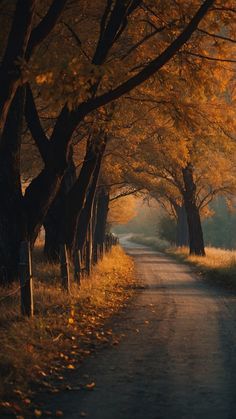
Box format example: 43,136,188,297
170,246,236,289
0,245,136,411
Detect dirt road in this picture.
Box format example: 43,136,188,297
43,241,236,419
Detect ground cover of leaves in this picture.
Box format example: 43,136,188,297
0,246,136,418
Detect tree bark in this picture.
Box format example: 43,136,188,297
176,204,189,247
182,163,205,256
44,154,76,262
94,188,110,260
0,88,26,283
66,136,105,253
0,0,36,137
76,138,106,253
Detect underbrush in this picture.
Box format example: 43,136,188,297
0,245,135,412
169,246,236,289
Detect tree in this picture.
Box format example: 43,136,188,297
104,57,236,255
0,0,69,282
1,0,234,280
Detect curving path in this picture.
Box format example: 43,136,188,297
42,240,236,419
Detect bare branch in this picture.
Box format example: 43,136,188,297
198,28,236,43
182,51,236,63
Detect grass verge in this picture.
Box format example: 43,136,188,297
168,246,236,290
128,233,236,291
0,245,136,417
128,233,170,252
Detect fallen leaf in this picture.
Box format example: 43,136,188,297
50,388,60,393
23,398,31,405
34,409,42,417
85,382,96,390
55,410,64,417
11,403,22,413
13,390,23,397
0,402,10,408
67,364,75,369
38,370,47,377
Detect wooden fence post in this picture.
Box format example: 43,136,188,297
19,241,33,317
60,245,70,293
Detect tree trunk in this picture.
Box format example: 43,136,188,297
176,204,189,247
182,163,205,256
94,188,110,260
0,88,26,283
66,145,97,253
66,135,107,254
44,154,76,262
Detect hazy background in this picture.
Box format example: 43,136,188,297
113,197,236,250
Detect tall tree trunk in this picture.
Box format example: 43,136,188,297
0,88,26,283
66,135,107,254
176,204,189,247
94,187,110,260
77,146,105,253
44,154,76,262
182,163,205,256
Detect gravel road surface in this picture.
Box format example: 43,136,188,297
42,240,236,419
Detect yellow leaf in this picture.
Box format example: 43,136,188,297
67,364,75,369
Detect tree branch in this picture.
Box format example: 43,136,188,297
75,0,214,116
198,28,236,43
25,84,50,163
182,51,236,63
0,0,36,137
26,0,68,59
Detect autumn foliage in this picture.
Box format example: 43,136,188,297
0,0,236,411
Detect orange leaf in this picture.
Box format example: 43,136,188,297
34,409,42,417
85,382,96,390
55,410,64,417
